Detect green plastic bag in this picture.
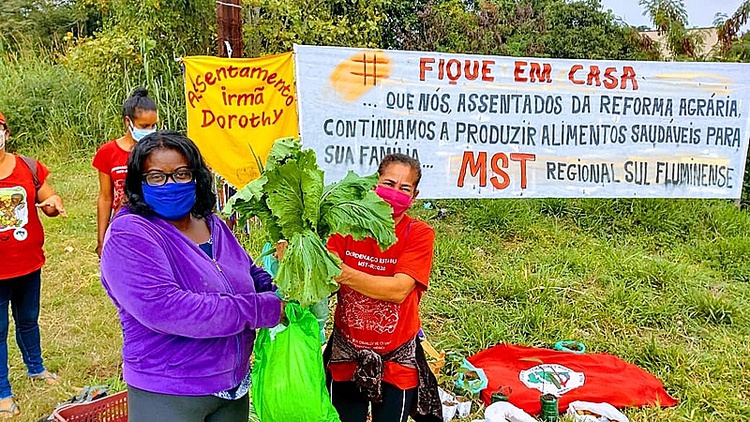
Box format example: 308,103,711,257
251,303,339,422
260,241,327,344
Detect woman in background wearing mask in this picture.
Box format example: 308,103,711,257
0,112,67,418
92,87,157,256
325,153,442,422
100,131,283,422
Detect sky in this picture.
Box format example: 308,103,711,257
599,0,747,29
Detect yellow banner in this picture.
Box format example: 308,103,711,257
184,53,298,188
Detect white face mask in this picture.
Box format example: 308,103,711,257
0,130,6,150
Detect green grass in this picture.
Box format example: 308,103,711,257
417,198,750,421
7,148,748,421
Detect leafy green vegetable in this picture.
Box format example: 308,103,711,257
224,138,396,307
226,174,283,242
276,231,341,307
264,158,322,239
319,171,396,247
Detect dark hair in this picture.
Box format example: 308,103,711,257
378,153,422,187
0,112,8,134
124,130,215,219
122,87,157,122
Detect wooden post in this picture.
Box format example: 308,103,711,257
216,0,243,58
215,0,243,230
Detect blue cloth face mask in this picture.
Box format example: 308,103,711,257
129,124,156,142
142,180,197,220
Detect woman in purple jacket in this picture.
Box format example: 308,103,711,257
100,131,283,422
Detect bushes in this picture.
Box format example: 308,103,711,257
0,34,186,155
0,45,114,153
0,0,212,155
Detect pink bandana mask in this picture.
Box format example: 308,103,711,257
375,185,413,218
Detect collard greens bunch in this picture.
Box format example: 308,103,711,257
225,138,396,307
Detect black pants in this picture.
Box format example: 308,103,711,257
127,385,249,422
329,380,416,422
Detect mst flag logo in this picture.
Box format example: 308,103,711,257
519,364,585,395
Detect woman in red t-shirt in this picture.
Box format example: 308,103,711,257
325,154,441,422
92,87,157,256
0,112,67,418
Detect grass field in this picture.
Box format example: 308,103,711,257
6,148,749,421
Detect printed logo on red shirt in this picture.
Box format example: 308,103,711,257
0,155,48,279
0,185,30,241
112,165,127,209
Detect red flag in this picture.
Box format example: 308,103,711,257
468,343,678,415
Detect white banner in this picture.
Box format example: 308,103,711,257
294,45,750,199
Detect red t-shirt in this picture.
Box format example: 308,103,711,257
92,139,129,210
327,215,435,390
0,155,50,279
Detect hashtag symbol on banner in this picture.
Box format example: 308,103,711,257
353,53,387,86
330,50,391,101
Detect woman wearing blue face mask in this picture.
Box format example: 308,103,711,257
100,131,283,422
92,87,158,256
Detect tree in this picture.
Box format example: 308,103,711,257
103,0,216,57
540,0,657,60
714,3,750,202
0,0,102,50
393,0,656,60
243,0,386,56
380,0,433,50
639,0,703,60
59,0,218,133
717,1,750,58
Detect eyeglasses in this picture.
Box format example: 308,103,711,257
142,167,194,186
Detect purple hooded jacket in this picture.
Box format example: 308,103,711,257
100,207,281,395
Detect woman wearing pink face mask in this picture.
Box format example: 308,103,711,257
325,154,441,422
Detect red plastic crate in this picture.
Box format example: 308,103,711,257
52,390,127,422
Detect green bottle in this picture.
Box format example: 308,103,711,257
539,393,559,421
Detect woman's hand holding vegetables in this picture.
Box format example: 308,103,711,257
275,240,288,261
334,264,356,286
279,300,287,325
224,139,397,309
334,264,416,303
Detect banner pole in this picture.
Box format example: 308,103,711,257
214,0,243,228
216,0,243,59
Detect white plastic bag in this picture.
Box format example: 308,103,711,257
438,387,473,421
455,396,472,418
483,401,537,422
442,401,458,422
565,401,629,422
439,388,458,422
438,387,453,403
